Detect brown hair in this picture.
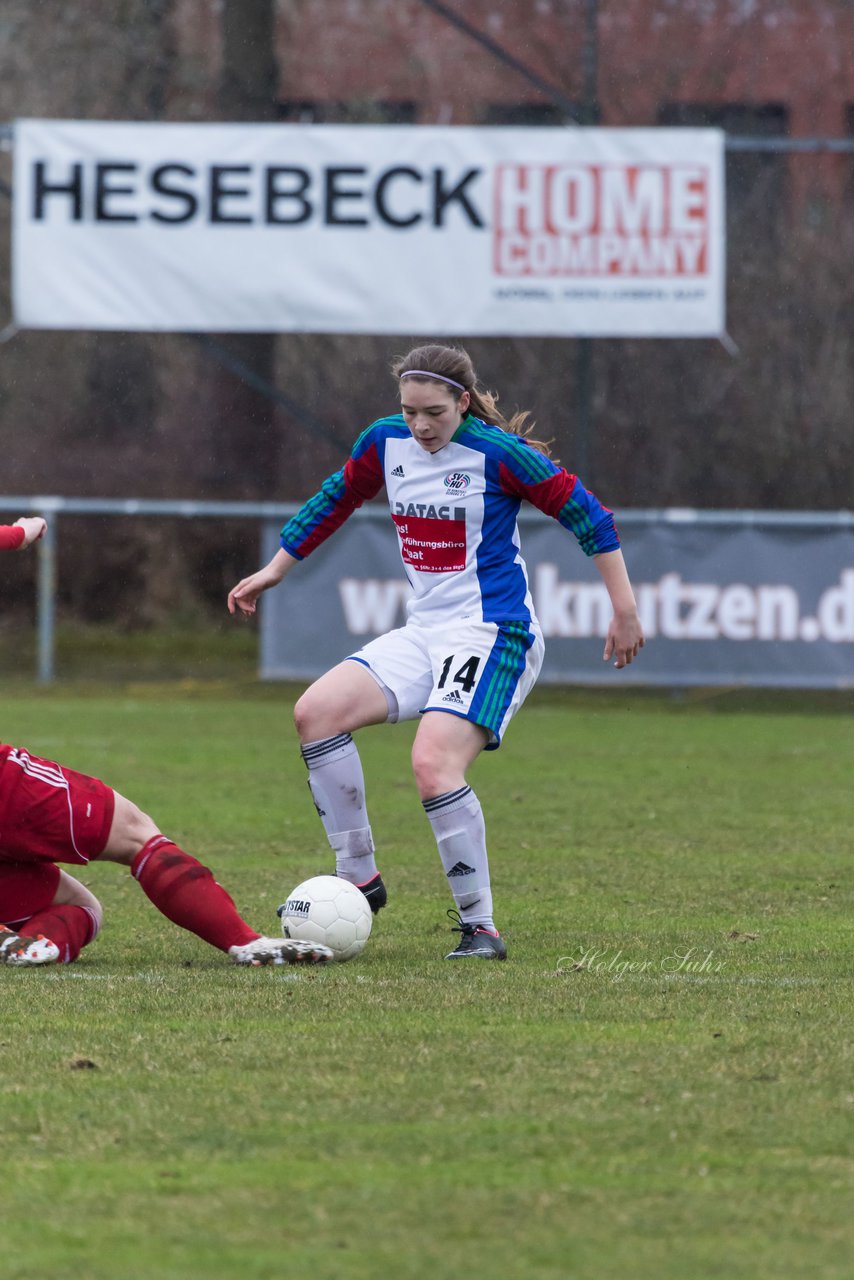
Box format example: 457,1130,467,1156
391,343,553,457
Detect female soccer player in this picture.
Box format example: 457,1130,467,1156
228,344,644,960
0,517,331,968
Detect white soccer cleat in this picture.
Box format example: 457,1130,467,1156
228,936,333,967
0,926,61,967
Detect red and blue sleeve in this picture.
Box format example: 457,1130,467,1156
280,429,386,560
497,439,620,556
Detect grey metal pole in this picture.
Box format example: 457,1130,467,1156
36,515,57,684
582,0,599,119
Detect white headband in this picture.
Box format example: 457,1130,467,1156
399,369,467,392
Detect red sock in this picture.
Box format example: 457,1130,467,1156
22,904,99,964
130,836,259,953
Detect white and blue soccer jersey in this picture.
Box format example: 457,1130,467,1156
280,413,620,628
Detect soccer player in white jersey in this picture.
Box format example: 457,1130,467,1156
0,517,331,968
228,344,644,959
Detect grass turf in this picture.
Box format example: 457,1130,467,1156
0,683,851,1279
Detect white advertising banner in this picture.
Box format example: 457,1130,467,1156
13,119,725,336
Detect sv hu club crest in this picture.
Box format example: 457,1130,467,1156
443,471,471,493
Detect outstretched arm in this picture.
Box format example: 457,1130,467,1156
229,430,386,618
228,548,298,616
594,549,645,669
0,517,47,551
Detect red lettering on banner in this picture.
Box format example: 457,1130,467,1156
392,514,466,573
493,163,710,277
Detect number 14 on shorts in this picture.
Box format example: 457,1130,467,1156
437,653,481,694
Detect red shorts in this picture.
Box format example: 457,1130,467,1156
0,860,61,927
0,746,115,866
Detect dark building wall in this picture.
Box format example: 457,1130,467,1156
268,1,853,137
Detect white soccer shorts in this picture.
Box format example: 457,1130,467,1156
348,618,544,749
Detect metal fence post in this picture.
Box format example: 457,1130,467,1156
36,514,57,684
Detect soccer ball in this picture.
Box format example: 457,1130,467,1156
277,874,372,963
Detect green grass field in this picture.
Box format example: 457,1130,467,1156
1,680,852,1280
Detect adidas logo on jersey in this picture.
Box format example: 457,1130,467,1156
441,689,465,705
391,464,405,477
446,860,476,877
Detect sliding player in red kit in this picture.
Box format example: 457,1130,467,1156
0,517,331,968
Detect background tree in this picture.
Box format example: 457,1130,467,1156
0,0,851,630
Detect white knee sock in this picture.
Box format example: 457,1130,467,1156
423,785,495,930
300,734,378,885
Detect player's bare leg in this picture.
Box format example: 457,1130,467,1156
293,660,391,741
410,711,487,800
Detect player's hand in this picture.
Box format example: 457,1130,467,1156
228,572,267,616
14,516,47,549
228,550,296,617
603,609,645,669
228,566,282,616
